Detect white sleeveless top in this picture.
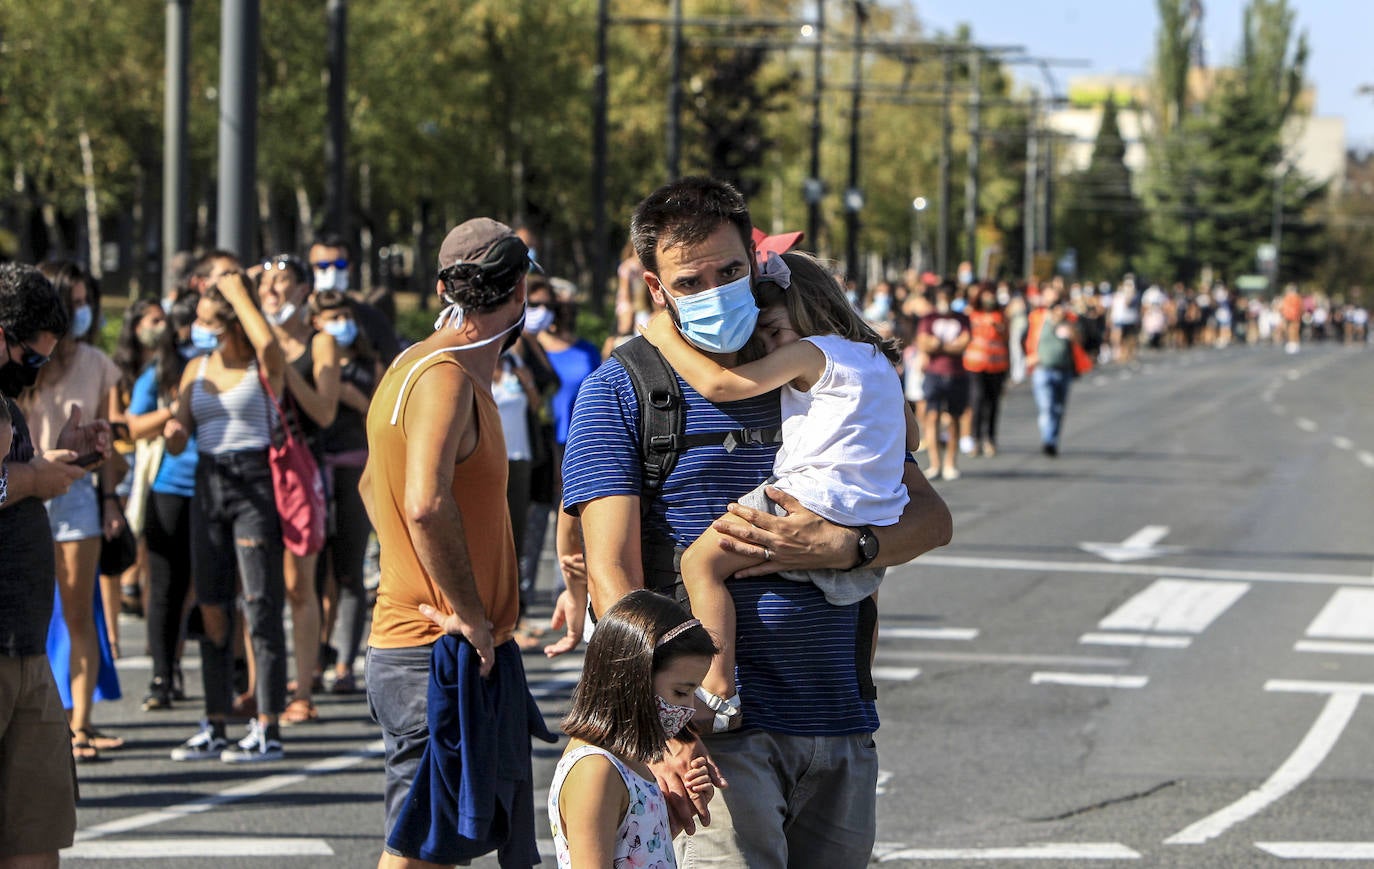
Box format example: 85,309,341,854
773,334,908,527
548,745,675,869
190,356,276,455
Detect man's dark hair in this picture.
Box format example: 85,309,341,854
561,589,717,764
311,233,352,256
630,177,752,275
193,249,241,279
0,262,68,343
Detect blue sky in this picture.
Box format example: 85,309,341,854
913,0,1374,150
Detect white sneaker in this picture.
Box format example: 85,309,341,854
221,719,284,763
170,721,230,761
1285,342,1300,354
941,466,962,481
959,436,976,455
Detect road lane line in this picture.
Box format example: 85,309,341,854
1296,418,1319,432
1256,842,1374,859
1080,632,1192,649
72,740,385,843
1358,451,1374,470
1031,672,1148,689
1332,436,1354,450
65,837,333,859
880,650,1130,668
878,843,1141,861
1307,588,1374,639
1295,640,1374,656
872,666,921,681
1098,579,1249,634
1165,692,1361,844
879,626,979,641
1266,679,1374,696
914,554,1374,587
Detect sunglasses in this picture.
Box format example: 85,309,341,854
14,339,49,369
312,259,349,271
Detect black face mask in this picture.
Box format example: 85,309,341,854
0,356,41,397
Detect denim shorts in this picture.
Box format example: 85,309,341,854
46,476,100,543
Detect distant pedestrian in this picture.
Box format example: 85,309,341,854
916,283,971,480
1026,285,1092,457
963,284,1010,457
549,590,718,868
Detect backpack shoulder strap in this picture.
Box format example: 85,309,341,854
612,337,683,515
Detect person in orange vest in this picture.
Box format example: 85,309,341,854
1026,285,1093,457
963,284,1010,457
1280,284,1303,354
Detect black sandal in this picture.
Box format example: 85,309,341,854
78,727,125,751
71,734,101,763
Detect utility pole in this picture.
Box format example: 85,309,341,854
591,0,610,308
162,0,191,287
844,2,867,286
936,51,952,279
666,0,684,180
1023,94,1038,280
963,52,981,279
324,0,348,237
806,0,825,249
216,0,259,260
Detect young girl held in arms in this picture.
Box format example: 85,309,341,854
642,251,915,732
550,590,718,868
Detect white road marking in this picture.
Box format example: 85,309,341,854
1079,525,1183,563
1296,418,1319,432
876,769,894,795
1098,579,1249,634
115,656,199,671
872,666,921,681
1295,640,1374,656
1306,588,1374,639
879,626,979,641
528,678,583,698
65,838,333,859
878,843,1141,861
1266,679,1374,696
881,650,1129,668
916,554,1374,588
1166,691,1361,844
1031,672,1148,689
1257,842,1374,859
1287,369,1301,380
1358,451,1374,470
1272,404,1287,415
1332,436,1354,451
73,740,385,843
1080,632,1192,649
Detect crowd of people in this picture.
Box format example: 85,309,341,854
2,169,1368,867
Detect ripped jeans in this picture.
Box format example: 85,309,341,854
191,449,287,719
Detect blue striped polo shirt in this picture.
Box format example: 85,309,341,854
562,356,879,737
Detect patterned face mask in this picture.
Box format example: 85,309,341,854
655,694,695,737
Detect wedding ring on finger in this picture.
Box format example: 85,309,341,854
763,548,773,562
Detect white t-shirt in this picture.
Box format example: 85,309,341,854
493,361,532,461
773,334,908,528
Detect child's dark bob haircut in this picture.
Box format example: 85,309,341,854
561,589,717,764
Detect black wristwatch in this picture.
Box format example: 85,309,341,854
854,525,879,569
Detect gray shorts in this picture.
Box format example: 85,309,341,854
365,644,433,849
46,476,100,543
676,730,878,869
738,481,884,606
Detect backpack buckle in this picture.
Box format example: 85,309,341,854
649,434,678,453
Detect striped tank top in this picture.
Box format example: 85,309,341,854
190,356,276,455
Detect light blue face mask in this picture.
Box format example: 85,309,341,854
190,323,222,352
70,304,93,339
323,317,358,348
668,273,759,354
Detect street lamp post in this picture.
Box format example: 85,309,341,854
911,196,927,273
845,1,867,287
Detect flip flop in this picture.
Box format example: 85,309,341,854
71,735,101,763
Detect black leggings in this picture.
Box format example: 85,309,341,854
323,464,371,671
144,491,193,686
969,370,1007,446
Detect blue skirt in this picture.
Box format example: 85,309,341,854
46,576,123,707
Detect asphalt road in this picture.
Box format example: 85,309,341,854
61,339,1374,867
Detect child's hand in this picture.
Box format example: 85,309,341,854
640,311,676,348
683,756,717,804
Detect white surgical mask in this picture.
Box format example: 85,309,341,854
314,267,349,292
267,302,297,326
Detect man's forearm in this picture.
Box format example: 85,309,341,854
407,500,487,623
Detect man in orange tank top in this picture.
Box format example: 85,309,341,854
360,218,543,867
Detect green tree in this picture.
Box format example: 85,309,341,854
1058,95,1143,280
